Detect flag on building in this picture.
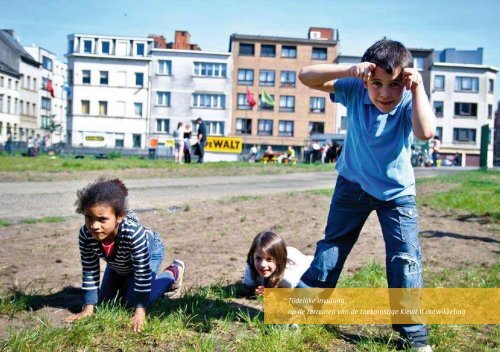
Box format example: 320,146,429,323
246,88,256,108
261,89,274,107
47,79,55,98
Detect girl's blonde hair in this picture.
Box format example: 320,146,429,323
247,231,288,288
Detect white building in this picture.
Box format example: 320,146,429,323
66,34,153,149
25,46,68,145
150,48,233,158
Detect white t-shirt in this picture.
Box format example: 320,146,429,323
243,246,313,288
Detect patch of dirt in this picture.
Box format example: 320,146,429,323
0,182,498,338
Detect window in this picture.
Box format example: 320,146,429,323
237,93,251,110
258,119,273,136
413,57,424,71
259,70,275,86
135,72,144,86
236,118,252,135
434,75,445,91
33,78,36,90
42,56,53,71
192,94,225,109
259,93,274,110
433,101,444,117
99,101,107,115
312,47,327,60
136,43,145,56
156,119,170,133
101,41,110,54
280,71,296,87
133,134,142,148
14,98,18,114
41,97,51,110
310,97,325,113
8,78,12,89
82,70,91,84
488,104,493,119
158,60,172,75
260,44,276,57
194,62,227,78
83,40,92,54
134,102,143,116
20,99,23,114
115,133,124,148
156,92,171,106
81,100,90,114
204,120,225,136
25,101,30,115
454,102,477,117
41,116,51,129
489,79,494,94
7,97,11,113
435,127,442,140
0,77,3,87
455,76,479,92
309,121,324,134
100,71,108,85
239,43,255,56
282,45,297,58
279,96,295,112
42,77,49,90
237,69,254,85
0,94,3,112
453,128,476,143
278,120,294,137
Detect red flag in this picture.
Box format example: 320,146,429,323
48,79,55,98
246,88,256,108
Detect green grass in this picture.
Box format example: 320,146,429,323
19,216,65,225
418,169,500,222
0,219,13,227
1,263,498,351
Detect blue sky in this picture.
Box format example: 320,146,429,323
2,0,499,101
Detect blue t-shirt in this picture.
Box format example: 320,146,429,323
332,78,415,201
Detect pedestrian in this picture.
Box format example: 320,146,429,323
430,136,441,167
195,117,207,163
183,122,192,164
65,178,186,332
243,231,313,296
173,122,185,163
5,131,13,156
297,39,436,352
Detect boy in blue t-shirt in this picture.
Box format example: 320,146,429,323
297,39,436,352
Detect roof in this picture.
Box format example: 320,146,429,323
0,61,20,78
432,62,499,72
0,30,39,67
229,33,338,52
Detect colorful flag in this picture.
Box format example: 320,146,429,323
47,79,55,98
261,89,274,107
246,88,256,108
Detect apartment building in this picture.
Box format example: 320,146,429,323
229,27,339,152
66,34,153,149
430,48,497,166
25,46,68,144
150,47,232,144
0,30,40,145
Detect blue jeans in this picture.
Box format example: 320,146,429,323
99,233,175,308
298,175,428,346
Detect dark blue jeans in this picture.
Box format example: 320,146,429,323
298,175,428,346
99,233,174,308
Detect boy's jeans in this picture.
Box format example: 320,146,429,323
298,175,428,346
99,232,175,307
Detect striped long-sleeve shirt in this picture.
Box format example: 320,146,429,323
79,211,153,307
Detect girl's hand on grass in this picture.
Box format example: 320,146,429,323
131,307,146,332
255,285,265,296
65,304,94,322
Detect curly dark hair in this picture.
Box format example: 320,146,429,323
361,39,413,75
75,178,129,216
247,231,288,288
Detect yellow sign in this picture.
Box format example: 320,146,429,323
206,136,243,153
264,288,500,324
165,139,175,147
85,136,104,141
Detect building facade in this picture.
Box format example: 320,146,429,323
25,46,68,145
66,34,153,149
229,28,339,152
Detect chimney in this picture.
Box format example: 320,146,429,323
308,27,334,40
167,30,201,51
148,34,167,49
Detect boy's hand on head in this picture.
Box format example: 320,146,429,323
131,307,146,332
255,285,265,296
402,68,423,92
64,304,94,323
350,62,376,83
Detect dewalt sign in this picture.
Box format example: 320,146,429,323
205,136,243,153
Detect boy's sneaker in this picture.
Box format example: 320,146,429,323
414,345,433,352
164,259,185,299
